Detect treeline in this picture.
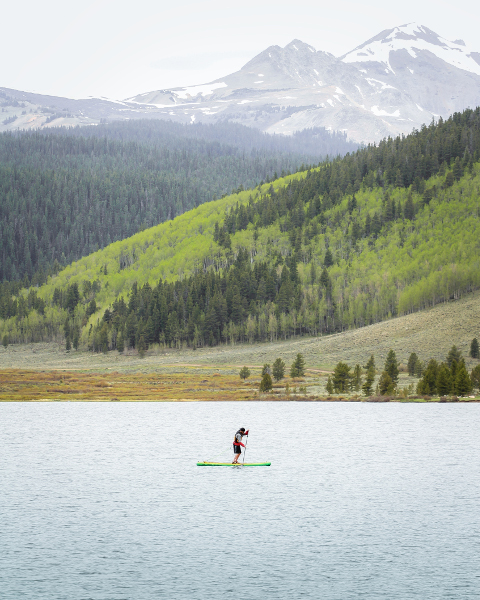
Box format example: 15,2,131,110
0,121,347,282
74,250,322,352
53,119,357,157
326,346,480,398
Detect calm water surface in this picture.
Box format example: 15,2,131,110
1,402,479,599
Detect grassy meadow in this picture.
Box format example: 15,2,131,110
1,290,479,402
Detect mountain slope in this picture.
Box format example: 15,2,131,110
1,108,479,349
0,120,356,282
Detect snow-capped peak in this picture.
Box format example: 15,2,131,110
341,23,480,77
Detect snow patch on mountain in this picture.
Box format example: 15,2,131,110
175,82,228,99
342,23,480,77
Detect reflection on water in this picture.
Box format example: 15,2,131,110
1,402,479,599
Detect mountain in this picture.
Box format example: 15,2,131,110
2,24,479,143
1,107,479,349
127,24,480,143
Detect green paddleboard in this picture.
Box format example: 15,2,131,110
197,461,271,467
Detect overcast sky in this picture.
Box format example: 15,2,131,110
2,0,479,100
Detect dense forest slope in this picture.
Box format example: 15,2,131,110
1,108,479,351
0,120,354,283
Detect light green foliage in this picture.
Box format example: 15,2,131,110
3,152,480,348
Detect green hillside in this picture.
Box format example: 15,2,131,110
1,108,480,352
1,120,349,283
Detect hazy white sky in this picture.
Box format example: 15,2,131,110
2,0,479,100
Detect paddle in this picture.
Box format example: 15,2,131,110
242,430,249,465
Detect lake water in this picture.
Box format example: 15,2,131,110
1,401,479,599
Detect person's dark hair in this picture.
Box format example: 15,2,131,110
239,427,245,432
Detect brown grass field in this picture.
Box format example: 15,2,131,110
1,291,479,401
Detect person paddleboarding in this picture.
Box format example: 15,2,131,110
232,427,248,464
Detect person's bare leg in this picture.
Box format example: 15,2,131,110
233,453,241,463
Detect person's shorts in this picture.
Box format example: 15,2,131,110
233,445,241,454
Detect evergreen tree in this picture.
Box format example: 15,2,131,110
324,248,334,267
259,373,273,392
332,362,351,393
99,323,109,354
378,371,394,395
239,366,251,380
470,365,480,390
455,362,472,396
415,359,424,378
364,354,375,371
352,364,362,392
362,365,375,396
65,335,71,351
384,349,399,385
262,364,272,376
446,345,462,367
272,358,286,381
326,376,334,395
436,363,453,396
470,338,479,359
417,359,439,395
407,352,418,376
116,331,125,354
290,353,306,378
2,334,8,348
137,334,146,358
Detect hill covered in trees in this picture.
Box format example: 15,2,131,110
1,108,479,351
0,120,355,283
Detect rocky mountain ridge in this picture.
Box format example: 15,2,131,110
2,24,480,143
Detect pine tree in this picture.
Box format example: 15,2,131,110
384,349,399,385
259,373,273,392
404,192,415,221
436,363,453,396
362,365,375,396
2,334,8,348
378,371,394,395
239,366,251,380
290,353,306,378
116,331,125,354
407,352,418,376
262,364,271,376
272,358,285,381
446,346,462,367
137,334,146,358
326,376,334,395
470,338,479,359
332,362,351,393
352,364,362,391
470,365,480,390
364,354,375,371
324,248,334,267
455,362,472,396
